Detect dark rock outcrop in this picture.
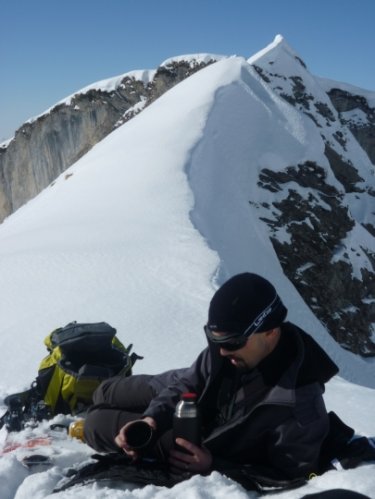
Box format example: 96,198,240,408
255,162,375,356
327,88,375,165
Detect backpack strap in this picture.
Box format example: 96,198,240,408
0,385,51,432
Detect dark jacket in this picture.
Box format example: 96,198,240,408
143,322,338,479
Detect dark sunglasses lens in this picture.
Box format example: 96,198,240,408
204,326,240,341
220,339,247,351
204,327,247,351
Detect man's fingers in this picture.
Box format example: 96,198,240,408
169,438,213,474
142,416,157,430
114,435,125,447
175,437,199,455
115,429,139,458
169,449,193,463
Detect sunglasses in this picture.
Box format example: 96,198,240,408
204,325,248,351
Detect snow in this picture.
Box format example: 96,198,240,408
122,97,147,118
0,39,374,498
342,108,370,126
248,34,298,66
0,137,13,148
160,53,226,67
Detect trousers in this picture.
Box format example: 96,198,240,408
83,374,174,460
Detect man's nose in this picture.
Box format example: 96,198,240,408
219,347,230,356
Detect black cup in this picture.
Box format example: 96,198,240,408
125,420,154,450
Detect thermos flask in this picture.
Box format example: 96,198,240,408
173,392,201,451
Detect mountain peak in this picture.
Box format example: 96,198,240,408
248,34,307,72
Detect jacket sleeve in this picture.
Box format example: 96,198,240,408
142,347,211,434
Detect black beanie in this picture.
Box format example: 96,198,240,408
207,273,287,335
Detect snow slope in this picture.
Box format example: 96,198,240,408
0,39,374,498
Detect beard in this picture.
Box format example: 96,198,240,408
227,356,248,372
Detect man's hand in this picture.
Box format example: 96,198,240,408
169,438,212,474
115,417,156,458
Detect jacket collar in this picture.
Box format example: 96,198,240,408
207,321,338,408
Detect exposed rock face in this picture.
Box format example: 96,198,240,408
255,162,375,355
0,58,216,222
249,44,375,356
327,88,375,165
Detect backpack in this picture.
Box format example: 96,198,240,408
0,321,141,431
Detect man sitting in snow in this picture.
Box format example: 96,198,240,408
84,272,339,481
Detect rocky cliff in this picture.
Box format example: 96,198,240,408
0,56,218,222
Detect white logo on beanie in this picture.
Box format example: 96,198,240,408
243,294,280,336
253,306,273,328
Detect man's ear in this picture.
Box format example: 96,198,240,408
264,327,279,336
264,327,281,344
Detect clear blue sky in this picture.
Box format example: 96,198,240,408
1,0,374,141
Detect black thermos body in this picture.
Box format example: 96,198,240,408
173,392,201,449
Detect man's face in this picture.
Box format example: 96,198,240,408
212,329,279,371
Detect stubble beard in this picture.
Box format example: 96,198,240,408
228,357,248,372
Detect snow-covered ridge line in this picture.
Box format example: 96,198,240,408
65,69,156,98
0,69,156,147
51,53,227,111
22,69,156,128
160,53,227,67
2,54,226,144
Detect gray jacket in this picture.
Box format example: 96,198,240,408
144,322,339,478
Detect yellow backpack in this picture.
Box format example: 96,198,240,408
36,321,140,416
1,322,141,432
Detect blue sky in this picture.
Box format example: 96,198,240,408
1,0,374,141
